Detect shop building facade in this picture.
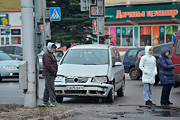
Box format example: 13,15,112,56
105,0,180,52
0,0,22,46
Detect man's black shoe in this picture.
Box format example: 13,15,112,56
146,100,153,106
150,101,156,106
167,101,173,105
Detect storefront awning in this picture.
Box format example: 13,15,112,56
105,4,180,26
105,0,173,6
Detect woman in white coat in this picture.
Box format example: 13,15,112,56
139,46,157,106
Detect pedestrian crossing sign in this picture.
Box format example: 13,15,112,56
50,7,61,21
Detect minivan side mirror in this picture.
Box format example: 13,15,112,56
115,62,122,66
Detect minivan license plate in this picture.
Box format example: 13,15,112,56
66,86,84,90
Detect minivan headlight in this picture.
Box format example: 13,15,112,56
55,76,65,83
92,77,108,83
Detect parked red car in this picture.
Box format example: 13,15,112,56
172,30,180,87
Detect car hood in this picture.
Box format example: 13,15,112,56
0,60,21,67
58,64,109,77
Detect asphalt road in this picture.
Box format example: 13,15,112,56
0,76,180,120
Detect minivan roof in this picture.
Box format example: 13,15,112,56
70,44,111,50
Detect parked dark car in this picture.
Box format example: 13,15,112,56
38,49,64,74
0,45,23,60
135,42,173,85
123,47,144,80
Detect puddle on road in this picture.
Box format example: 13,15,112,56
108,105,180,117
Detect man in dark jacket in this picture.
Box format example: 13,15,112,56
42,42,59,107
158,47,175,105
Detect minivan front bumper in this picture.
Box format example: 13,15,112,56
55,83,113,97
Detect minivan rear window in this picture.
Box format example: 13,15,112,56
175,39,180,55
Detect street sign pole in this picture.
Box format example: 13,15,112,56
97,18,100,44
89,0,105,44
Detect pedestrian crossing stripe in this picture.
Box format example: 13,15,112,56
50,7,61,21
51,9,60,19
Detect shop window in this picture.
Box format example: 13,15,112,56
122,27,133,46
140,26,151,46
134,27,138,46
110,27,121,46
11,29,21,35
11,37,21,44
1,38,4,45
6,37,9,45
0,29,6,35
166,25,178,43
116,27,121,46
153,26,165,46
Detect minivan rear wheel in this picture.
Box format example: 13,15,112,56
129,67,140,80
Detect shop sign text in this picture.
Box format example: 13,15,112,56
116,10,178,19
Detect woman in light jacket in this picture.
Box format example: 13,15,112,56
139,46,157,106
158,47,175,105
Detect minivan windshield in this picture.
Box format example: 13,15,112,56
62,49,109,65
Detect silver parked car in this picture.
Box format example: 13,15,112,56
0,44,23,60
0,51,21,81
55,44,125,103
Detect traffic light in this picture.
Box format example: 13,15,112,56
94,37,97,42
92,20,98,34
80,0,92,11
89,0,105,18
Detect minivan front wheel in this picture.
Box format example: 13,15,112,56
106,86,115,103
129,67,140,80
117,79,125,97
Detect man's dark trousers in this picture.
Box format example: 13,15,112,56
43,76,56,103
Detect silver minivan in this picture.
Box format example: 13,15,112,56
55,44,125,103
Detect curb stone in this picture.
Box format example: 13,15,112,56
27,109,75,120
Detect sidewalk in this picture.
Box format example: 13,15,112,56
0,104,75,120
125,73,130,79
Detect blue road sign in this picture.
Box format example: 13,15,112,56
50,8,61,21
5,24,11,35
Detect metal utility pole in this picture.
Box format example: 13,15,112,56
21,0,36,107
43,0,46,48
